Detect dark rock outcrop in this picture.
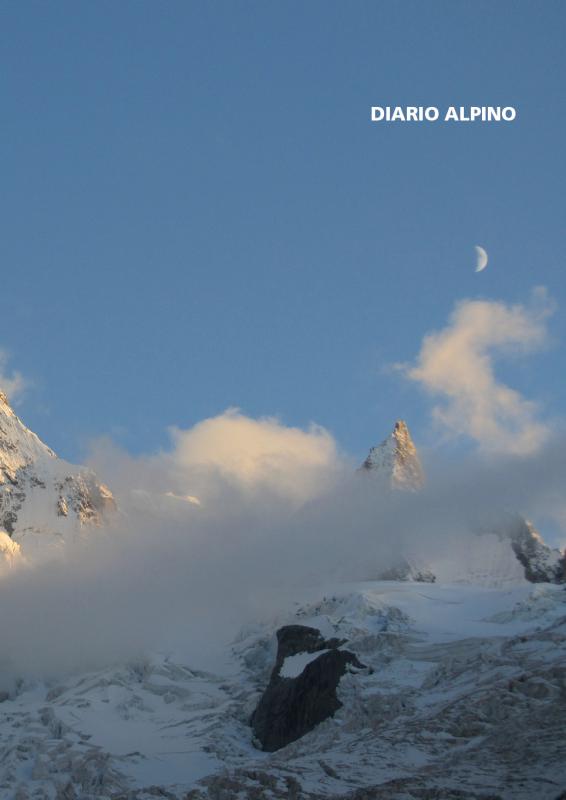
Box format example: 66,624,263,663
251,624,366,752
270,625,346,680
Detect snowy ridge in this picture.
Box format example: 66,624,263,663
0,391,56,480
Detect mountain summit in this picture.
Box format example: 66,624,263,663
360,420,424,491
0,392,115,561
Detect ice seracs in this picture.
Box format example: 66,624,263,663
0,391,116,561
360,419,424,491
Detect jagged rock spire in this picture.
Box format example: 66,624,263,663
361,420,424,491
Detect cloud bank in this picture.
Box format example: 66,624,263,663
403,288,554,455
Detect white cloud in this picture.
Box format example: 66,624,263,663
89,409,344,512
403,288,554,455
165,408,340,505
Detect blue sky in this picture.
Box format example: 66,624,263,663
1,0,565,462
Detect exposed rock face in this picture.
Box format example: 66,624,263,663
0,392,116,560
251,625,366,752
361,420,424,491
378,559,436,583
501,515,565,584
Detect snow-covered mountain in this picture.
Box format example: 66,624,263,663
360,419,424,491
0,392,115,561
0,410,564,799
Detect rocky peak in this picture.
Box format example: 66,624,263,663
361,419,424,491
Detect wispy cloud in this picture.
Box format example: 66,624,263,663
401,288,554,455
0,349,27,404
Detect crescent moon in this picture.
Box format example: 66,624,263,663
475,245,488,272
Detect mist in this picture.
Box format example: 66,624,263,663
0,413,564,688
